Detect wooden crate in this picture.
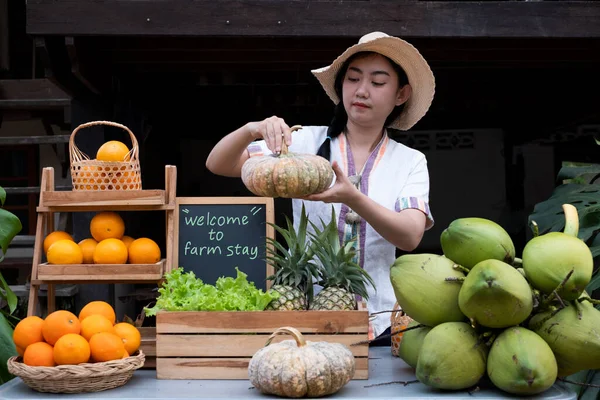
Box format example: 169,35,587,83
155,307,370,380
139,327,156,369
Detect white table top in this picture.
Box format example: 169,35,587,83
0,347,576,400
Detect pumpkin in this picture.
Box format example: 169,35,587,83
241,125,334,198
248,327,355,398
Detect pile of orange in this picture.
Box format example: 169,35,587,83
13,301,141,367
43,211,161,265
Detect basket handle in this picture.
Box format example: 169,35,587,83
70,120,140,163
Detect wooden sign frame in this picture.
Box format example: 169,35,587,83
173,197,275,289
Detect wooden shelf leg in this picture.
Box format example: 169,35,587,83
165,165,177,274
47,284,56,313
28,167,53,317
27,284,39,317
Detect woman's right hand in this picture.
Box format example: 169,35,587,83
247,116,292,154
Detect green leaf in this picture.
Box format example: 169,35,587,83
558,165,600,181
144,267,278,313
0,187,5,207
528,185,600,240
587,270,600,293
0,273,17,313
0,208,22,262
0,312,17,384
573,369,600,400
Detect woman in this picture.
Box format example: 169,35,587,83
206,32,435,345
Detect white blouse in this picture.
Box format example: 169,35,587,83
247,126,434,338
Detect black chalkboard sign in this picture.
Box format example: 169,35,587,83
174,197,275,291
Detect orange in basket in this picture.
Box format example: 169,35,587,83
69,121,142,191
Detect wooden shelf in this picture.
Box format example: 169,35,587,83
27,165,177,317
39,189,171,211
34,260,165,283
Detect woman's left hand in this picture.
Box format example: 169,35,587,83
301,161,359,204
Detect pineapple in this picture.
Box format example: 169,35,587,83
308,207,376,311
264,204,319,310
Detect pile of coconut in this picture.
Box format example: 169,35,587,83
391,204,599,395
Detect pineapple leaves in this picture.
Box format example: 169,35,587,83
265,204,319,302
308,206,376,302
264,204,376,309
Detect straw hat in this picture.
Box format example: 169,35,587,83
311,32,435,131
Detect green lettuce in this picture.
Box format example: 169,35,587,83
144,267,278,316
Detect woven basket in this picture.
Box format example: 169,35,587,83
390,302,413,357
7,350,145,393
69,120,142,191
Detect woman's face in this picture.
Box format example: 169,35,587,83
341,54,409,129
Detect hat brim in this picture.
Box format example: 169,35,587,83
312,36,435,131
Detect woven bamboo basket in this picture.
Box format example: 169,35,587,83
7,350,145,393
390,302,413,357
69,120,142,191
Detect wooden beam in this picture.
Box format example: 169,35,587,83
34,37,107,98
0,135,70,145
65,36,100,95
26,1,600,38
0,79,71,109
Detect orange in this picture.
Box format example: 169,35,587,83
122,350,130,359
90,211,125,241
89,332,126,362
16,346,24,357
96,140,130,162
47,239,83,264
80,314,115,341
13,316,44,350
78,238,98,264
93,238,128,264
116,171,134,187
113,322,141,355
23,342,55,367
42,310,81,345
43,231,74,254
121,235,135,249
128,238,161,264
53,333,90,365
79,301,116,325
78,166,98,190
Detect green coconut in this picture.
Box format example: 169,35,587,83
458,259,533,328
529,298,600,377
440,218,515,269
397,321,432,369
487,327,557,395
523,204,593,301
416,322,488,390
390,254,465,327
522,232,593,301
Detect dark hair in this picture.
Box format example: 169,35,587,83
316,52,409,161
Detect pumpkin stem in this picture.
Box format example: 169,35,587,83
280,125,303,155
264,326,306,347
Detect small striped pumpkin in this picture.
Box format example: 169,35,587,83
249,327,355,398
241,125,334,198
